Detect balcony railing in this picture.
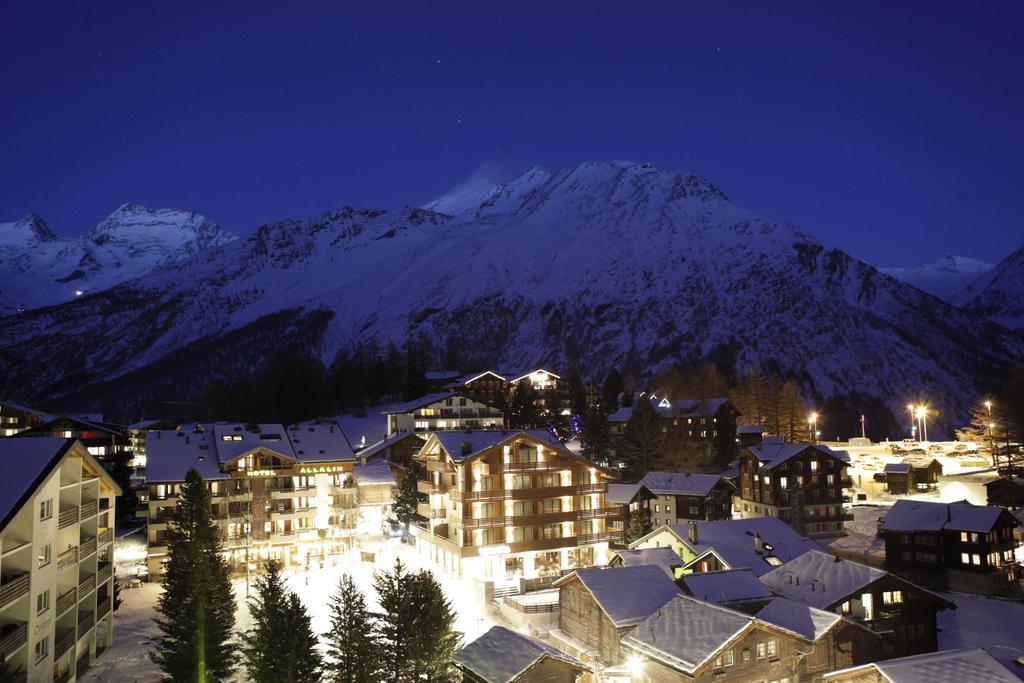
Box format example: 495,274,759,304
77,610,94,634
0,623,27,659
56,588,77,616
79,536,97,560
98,528,113,547
78,574,96,597
577,507,622,520
416,480,445,495
576,531,622,545
0,573,30,608
452,488,504,502
80,500,98,519
503,460,565,472
57,546,78,570
97,597,111,620
58,506,79,529
461,515,508,530
575,483,604,494
54,628,75,659
97,563,112,586
509,485,576,500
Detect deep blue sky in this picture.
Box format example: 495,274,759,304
2,2,1022,265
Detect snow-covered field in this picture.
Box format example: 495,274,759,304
81,537,506,682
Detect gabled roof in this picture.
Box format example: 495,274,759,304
744,442,848,470
554,565,681,628
128,418,174,431
423,429,575,466
605,482,644,504
0,437,121,532
19,415,128,437
755,596,842,642
639,471,733,496
610,547,684,578
446,370,509,388
212,423,296,463
353,456,395,486
503,368,561,383
824,647,1023,683
424,370,461,382
454,626,582,683
356,432,425,460
146,427,226,482
607,395,730,423
881,499,1014,534
621,595,754,675
885,463,912,473
380,392,462,414
759,550,954,611
680,568,773,605
286,421,356,463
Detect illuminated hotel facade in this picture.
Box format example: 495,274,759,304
145,422,357,577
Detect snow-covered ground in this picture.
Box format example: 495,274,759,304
81,536,507,682
938,591,1024,652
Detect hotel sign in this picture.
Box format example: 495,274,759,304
247,468,280,477
297,464,346,475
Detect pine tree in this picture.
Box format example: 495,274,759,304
567,372,589,432
626,507,652,543
510,384,541,429
324,574,378,682
580,405,611,467
407,569,461,682
392,464,424,531
601,369,625,412
374,559,417,681
544,392,572,441
620,396,661,480
152,468,236,683
242,560,322,683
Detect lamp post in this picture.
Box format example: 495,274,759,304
906,404,916,441
808,412,818,444
985,401,994,461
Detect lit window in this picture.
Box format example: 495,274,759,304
960,531,969,542
972,554,982,565
810,461,818,472
756,642,766,659
723,650,734,666
767,639,777,657
883,590,903,605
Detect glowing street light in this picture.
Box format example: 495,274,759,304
914,405,929,442
808,412,819,444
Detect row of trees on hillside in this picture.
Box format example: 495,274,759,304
958,366,1024,451
153,468,461,683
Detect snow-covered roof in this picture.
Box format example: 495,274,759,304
502,368,561,383
680,569,772,605
128,418,169,431
454,626,582,683
146,427,226,482
285,421,355,463
755,597,842,642
380,392,459,414
881,499,1013,534
0,399,46,416
745,442,848,470
639,471,731,496
430,429,564,464
607,396,729,423
659,517,822,576
354,457,395,486
445,370,508,388
212,423,296,463
610,547,683,578
606,482,643,504
356,432,425,460
0,437,76,529
824,647,1023,683
622,595,754,675
424,370,461,382
559,565,681,628
885,463,912,473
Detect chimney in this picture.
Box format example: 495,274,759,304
753,532,763,554
461,442,472,456
795,576,800,585
946,505,952,523
687,521,698,544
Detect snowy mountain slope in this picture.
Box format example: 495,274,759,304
954,244,1024,328
879,254,994,302
0,204,236,313
1,161,1020,431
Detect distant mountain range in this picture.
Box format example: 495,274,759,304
1,161,1022,435
878,255,995,302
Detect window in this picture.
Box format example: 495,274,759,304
689,505,699,515
780,477,788,489
34,636,48,661
810,460,818,472
665,506,671,515
972,554,982,566
36,589,50,616
742,648,751,663
960,531,969,542
840,601,851,614
961,552,971,564
39,498,53,520
459,398,467,406
766,639,778,657
883,590,903,605
39,543,51,568
723,649,734,666
655,505,661,513
756,642,767,659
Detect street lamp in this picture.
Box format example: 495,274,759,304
809,412,818,444
906,404,916,441
985,401,994,459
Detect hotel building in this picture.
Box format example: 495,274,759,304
0,438,119,683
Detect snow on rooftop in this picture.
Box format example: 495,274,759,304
666,517,822,576
145,427,226,482
286,421,355,462
680,568,772,605
882,499,1010,534
432,429,563,463
0,437,73,528
640,471,729,496
607,396,729,423
605,482,643,504
354,457,395,486
825,647,1023,683
746,442,848,469
380,392,461,414
885,463,912,473
569,565,681,627
755,596,841,642
454,626,581,683
611,547,683,578
211,423,296,463
622,595,753,674
759,549,887,608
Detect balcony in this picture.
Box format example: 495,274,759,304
57,546,78,570
77,610,95,634
78,574,96,598
452,488,504,502
0,622,26,660
81,500,98,519
416,480,445,495
58,506,79,529
97,563,112,586
577,531,622,545
461,515,508,530
503,460,565,472
509,485,576,500
97,528,113,547
79,536,97,560
56,588,77,616
575,483,604,494
97,596,111,620
54,627,75,659
577,507,622,520
0,573,30,609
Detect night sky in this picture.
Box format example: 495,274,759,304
2,2,1022,265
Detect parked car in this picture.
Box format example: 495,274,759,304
929,444,944,452
873,472,888,482
860,462,879,471
901,439,918,448
953,443,968,452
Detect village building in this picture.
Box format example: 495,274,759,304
608,547,684,579
0,438,120,683
630,517,823,577
878,499,1020,596
760,549,955,657
144,422,358,577
0,400,47,436
638,471,736,527
735,441,851,538
126,419,176,477
678,568,774,612
383,392,505,437
823,647,1024,683
985,476,1024,508
604,482,649,546
737,423,765,448
352,456,396,537
13,416,132,475
550,564,681,668
411,430,621,585
454,625,584,683
443,371,512,408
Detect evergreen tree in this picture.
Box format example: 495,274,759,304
601,369,625,412
580,405,611,467
620,396,661,479
509,384,541,429
567,371,589,425
407,569,461,681
392,464,424,531
626,507,652,544
544,392,572,441
324,574,378,683
374,559,417,681
712,407,739,468
152,468,236,683
242,560,322,683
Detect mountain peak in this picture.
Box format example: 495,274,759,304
0,212,58,245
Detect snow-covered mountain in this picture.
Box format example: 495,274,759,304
1,161,1020,431
954,244,1024,328
0,203,236,314
878,254,994,302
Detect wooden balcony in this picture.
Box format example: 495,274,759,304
57,546,78,571
79,536,97,560
97,563,112,586
78,574,96,597
81,499,98,519
461,515,508,530
452,488,504,502
577,531,621,545
0,573,30,609
58,506,79,529
577,507,622,520
576,483,604,494
503,460,565,472
509,485,576,500
56,588,77,616
54,627,75,659
97,528,113,547
0,622,26,659
509,510,577,526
